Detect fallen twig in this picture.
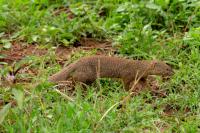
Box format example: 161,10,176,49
54,88,75,102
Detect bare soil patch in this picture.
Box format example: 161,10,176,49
0,41,47,64
0,38,113,64
53,6,74,19
56,38,113,60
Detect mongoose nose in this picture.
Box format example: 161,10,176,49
48,76,54,83
163,69,174,81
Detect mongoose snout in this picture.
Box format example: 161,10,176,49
152,61,174,77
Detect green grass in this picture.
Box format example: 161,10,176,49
1,0,200,132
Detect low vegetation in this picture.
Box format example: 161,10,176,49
0,0,200,132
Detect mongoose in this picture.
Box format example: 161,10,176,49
49,55,174,91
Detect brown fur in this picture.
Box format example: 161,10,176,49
49,55,174,91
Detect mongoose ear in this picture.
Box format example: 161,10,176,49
151,60,158,66
152,60,157,63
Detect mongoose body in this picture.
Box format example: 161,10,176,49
49,55,174,90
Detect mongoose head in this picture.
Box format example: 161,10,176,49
48,75,60,84
48,75,57,83
148,60,174,78
48,72,67,83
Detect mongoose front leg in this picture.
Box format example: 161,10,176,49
72,71,96,85
129,78,147,93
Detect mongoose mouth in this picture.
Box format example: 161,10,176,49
162,76,171,81
48,76,59,84
48,77,54,82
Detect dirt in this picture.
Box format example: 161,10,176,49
147,76,167,98
0,100,17,108
0,41,47,64
53,6,74,20
56,38,113,60
0,38,113,64
163,104,191,116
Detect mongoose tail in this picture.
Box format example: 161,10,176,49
48,63,76,83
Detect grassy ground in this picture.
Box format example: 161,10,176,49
0,0,200,132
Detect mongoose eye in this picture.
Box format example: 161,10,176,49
166,62,172,67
